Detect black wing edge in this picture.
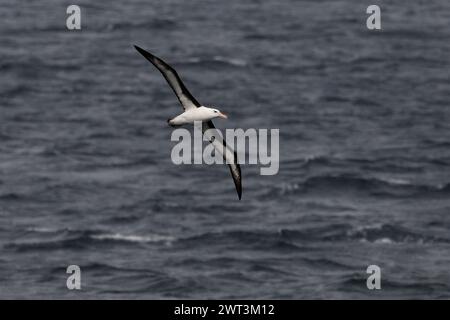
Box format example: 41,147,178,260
229,160,242,200
133,45,201,108
205,120,242,200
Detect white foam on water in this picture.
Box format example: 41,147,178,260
91,233,175,244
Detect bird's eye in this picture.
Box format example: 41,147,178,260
214,110,218,113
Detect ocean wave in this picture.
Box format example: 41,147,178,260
277,174,450,198
179,229,308,252
341,276,450,295
297,154,450,170
178,223,450,250
302,257,353,270
0,132,12,141
0,193,22,201
0,58,80,74
381,28,448,41
25,227,60,234
243,33,294,42
104,19,177,31
5,229,174,252
281,223,450,245
0,84,33,97
182,56,248,68
91,233,174,243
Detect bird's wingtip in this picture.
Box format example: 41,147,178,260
133,45,156,61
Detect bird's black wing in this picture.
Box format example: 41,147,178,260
202,120,242,200
134,45,200,110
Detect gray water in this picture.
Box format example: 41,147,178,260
1,0,450,299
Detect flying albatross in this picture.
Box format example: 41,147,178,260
134,45,242,200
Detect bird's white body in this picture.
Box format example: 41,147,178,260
168,106,227,126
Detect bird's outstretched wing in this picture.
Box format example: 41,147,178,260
134,45,200,110
203,120,242,200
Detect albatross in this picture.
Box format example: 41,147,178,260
134,45,242,200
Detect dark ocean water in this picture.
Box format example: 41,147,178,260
1,0,450,299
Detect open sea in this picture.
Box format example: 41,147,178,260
1,0,450,299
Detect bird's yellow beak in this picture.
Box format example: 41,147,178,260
219,112,228,119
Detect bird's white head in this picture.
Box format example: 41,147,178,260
206,106,228,119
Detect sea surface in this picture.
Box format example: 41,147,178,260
1,0,450,299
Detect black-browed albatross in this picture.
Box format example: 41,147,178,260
134,45,242,200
